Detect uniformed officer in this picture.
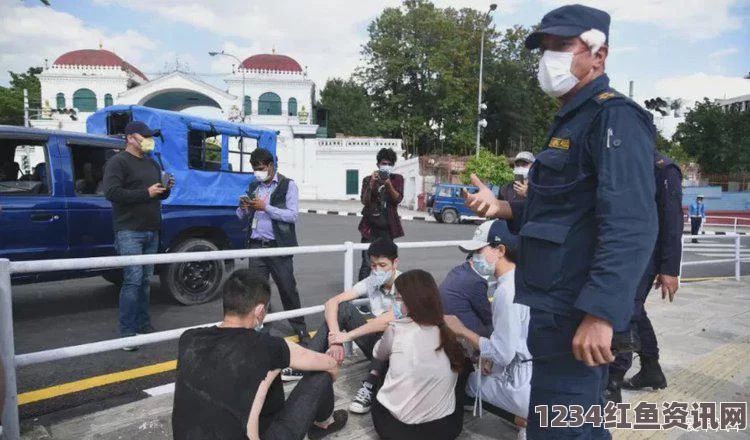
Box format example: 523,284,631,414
464,4,658,438
605,153,683,403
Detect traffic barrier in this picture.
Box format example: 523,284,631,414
0,235,747,439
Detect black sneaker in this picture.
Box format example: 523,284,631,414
307,409,348,440
136,325,157,335
348,382,374,414
281,367,304,382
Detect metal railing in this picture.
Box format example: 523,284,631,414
683,215,750,233
0,240,463,440
680,234,748,282
1,235,748,439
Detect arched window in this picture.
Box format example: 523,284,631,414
72,88,97,112
55,93,65,109
104,93,113,107
244,96,252,116
258,92,281,115
288,98,297,116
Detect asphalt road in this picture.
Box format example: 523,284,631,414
10,214,750,420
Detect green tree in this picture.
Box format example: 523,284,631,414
656,133,693,167
460,149,513,185
358,0,498,155
674,99,750,173
0,67,42,126
319,78,378,136
482,25,558,155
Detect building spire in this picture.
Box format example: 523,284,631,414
99,40,103,49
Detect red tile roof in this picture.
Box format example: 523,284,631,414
241,54,302,72
53,49,148,81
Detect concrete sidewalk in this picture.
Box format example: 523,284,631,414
20,278,750,440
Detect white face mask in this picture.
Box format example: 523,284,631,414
513,166,529,178
254,170,269,182
537,50,580,98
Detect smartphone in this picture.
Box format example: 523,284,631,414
239,194,251,204
514,174,525,184
160,171,173,187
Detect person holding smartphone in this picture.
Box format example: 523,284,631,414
358,148,404,281
498,151,535,203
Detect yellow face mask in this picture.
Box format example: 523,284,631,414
140,137,156,153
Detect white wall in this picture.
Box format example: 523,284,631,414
394,157,422,210
39,65,130,115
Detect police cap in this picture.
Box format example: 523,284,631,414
525,4,611,50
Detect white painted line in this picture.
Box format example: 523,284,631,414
685,247,749,252
144,382,175,397
696,253,750,258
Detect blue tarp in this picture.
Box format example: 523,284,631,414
87,105,277,207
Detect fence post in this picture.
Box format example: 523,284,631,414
0,259,20,440
734,218,738,234
344,241,354,290
343,242,355,356
735,235,741,281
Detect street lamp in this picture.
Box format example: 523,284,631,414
475,3,498,157
209,50,245,121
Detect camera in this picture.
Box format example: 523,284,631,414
378,169,390,180
514,174,525,184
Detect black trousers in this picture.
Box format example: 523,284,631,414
691,217,703,236
611,262,660,375
308,301,388,375
359,228,393,281
247,241,307,335
261,372,334,440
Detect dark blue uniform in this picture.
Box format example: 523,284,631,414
512,75,658,438
611,154,683,373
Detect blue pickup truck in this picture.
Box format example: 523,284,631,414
427,183,499,224
0,105,277,304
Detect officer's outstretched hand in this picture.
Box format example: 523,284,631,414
464,174,502,218
572,314,615,367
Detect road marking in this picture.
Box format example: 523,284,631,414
143,382,175,396
18,333,310,405
18,360,177,405
681,276,736,282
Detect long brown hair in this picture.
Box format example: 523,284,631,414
394,270,464,372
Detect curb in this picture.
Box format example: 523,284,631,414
685,230,748,236
299,209,435,222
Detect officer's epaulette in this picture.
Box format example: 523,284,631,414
593,89,625,105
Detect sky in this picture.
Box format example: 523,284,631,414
1,0,749,135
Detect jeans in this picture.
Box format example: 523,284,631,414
527,309,611,439
115,230,158,336
261,372,334,440
359,228,393,281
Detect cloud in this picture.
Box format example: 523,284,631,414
0,3,156,83
88,0,524,91
653,73,750,105
709,48,741,59
542,0,745,39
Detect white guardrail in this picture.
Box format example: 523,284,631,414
683,215,750,233
0,235,748,439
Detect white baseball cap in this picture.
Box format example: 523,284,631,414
459,220,519,253
514,151,535,164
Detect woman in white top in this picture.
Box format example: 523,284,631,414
371,269,466,440
446,220,531,440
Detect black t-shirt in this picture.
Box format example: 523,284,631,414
103,151,168,232
172,326,290,440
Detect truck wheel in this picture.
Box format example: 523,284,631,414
102,270,123,286
161,238,225,305
441,208,459,224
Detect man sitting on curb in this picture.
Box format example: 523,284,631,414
282,238,400,415
172,269,347,440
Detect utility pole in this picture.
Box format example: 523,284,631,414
475,3,497,157
23,89,29,127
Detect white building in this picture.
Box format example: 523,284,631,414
717,94,750,112
31,48,420,206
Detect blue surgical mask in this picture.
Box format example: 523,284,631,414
392,301,405,319
371,269,391,286
379,165,394,174
472,253,495,278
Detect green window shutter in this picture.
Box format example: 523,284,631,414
72,88,97,112
346,170,359,195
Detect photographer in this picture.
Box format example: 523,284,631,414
498,151,534,202
358,148,404,281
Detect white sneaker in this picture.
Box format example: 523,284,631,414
281,367,304,382
517,428,526,440
348,383,374,414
